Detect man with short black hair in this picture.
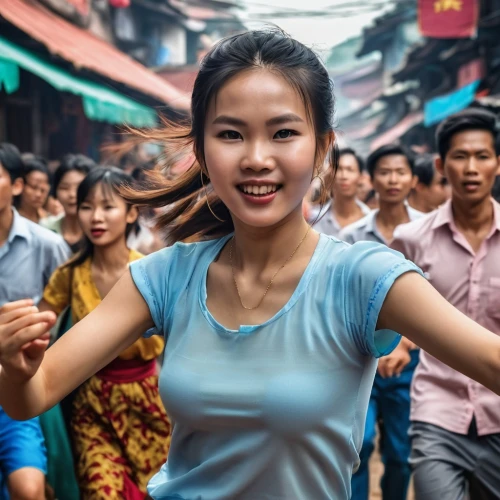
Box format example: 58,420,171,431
314,148,370,238
0,143,70,499
343,143,423,500
408,153,450,213
392,108,500,499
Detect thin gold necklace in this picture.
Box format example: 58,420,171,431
229,225,312,310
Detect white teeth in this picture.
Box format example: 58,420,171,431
241,184,278,195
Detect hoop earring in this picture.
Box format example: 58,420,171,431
200,168,226,223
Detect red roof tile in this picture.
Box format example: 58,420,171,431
0,0,190,110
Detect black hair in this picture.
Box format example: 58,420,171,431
53,154,96,193
123,29,338,243
0,143,23,183
492,175,500,203
15,154,51,208
21,153,51,182
65,167,135,269
364,189,377,205
366,144,415,179
436,108,499,161
413,153,436,187
338,147,364,173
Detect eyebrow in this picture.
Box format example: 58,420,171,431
212,113,304,127
451,149,492,155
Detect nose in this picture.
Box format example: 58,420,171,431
388,171,399,184
464,157,480,175
240,140,275,172
337,170,348,181
91,207,104,222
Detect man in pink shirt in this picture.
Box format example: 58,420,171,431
392,108,500,500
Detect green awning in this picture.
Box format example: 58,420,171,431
0,36,157,128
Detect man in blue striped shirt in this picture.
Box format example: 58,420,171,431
0,143,69,499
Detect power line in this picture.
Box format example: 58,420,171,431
241,0,400,18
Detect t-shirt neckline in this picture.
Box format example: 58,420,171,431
199,232,327,335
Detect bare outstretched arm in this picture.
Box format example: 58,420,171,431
378,272,500,395
0,270,153,420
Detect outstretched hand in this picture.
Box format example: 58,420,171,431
0,299,57,384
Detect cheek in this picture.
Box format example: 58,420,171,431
402,175,415,187
109,209,130,228
78,212,90,230
57,192,70,204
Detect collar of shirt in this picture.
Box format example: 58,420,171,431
431,198,500,235
366,202,423,244
319,199,371,229
8,208,32,245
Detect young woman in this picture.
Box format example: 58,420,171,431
16,154,51,223
40,167,170,499
41,154,96,252
1,31,500,500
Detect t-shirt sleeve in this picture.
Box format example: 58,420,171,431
42,265,71,315
342,241,424,358
129,246,175,338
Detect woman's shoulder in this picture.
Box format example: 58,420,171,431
129,248,144,262
131,235,228,275
319,236,408,276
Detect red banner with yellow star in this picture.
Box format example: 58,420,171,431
418,0,479,38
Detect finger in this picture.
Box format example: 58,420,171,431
0,306,39,326
392,361,403,377
2,311,56,338
21,332,51,351
7,321,55,351
23,339,50,360
385,360,398,378
377,361,388,378
0,299,34,316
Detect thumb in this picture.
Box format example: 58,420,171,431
23,338,50,360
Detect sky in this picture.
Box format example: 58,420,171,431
240,0,393,54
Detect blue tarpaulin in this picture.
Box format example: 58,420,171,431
424,80,481,127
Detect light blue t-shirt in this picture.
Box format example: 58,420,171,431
130,233,423,500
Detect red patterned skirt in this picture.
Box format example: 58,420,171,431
71,359,171,499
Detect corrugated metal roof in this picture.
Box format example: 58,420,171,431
0,0,190,110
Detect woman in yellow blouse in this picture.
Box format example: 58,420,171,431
40,167,170,500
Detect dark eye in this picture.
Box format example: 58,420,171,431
274,129,295,139
218,130,241,140
79,205,91,210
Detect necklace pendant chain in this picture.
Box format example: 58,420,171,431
229,225,312,310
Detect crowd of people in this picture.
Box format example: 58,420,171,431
0,29,500,500
0,147,170,499
306,112,500,500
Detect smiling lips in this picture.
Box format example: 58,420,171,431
238,184,280,195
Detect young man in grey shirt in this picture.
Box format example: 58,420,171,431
342,144,422,500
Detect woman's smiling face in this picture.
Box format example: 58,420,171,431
203,69,318,229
